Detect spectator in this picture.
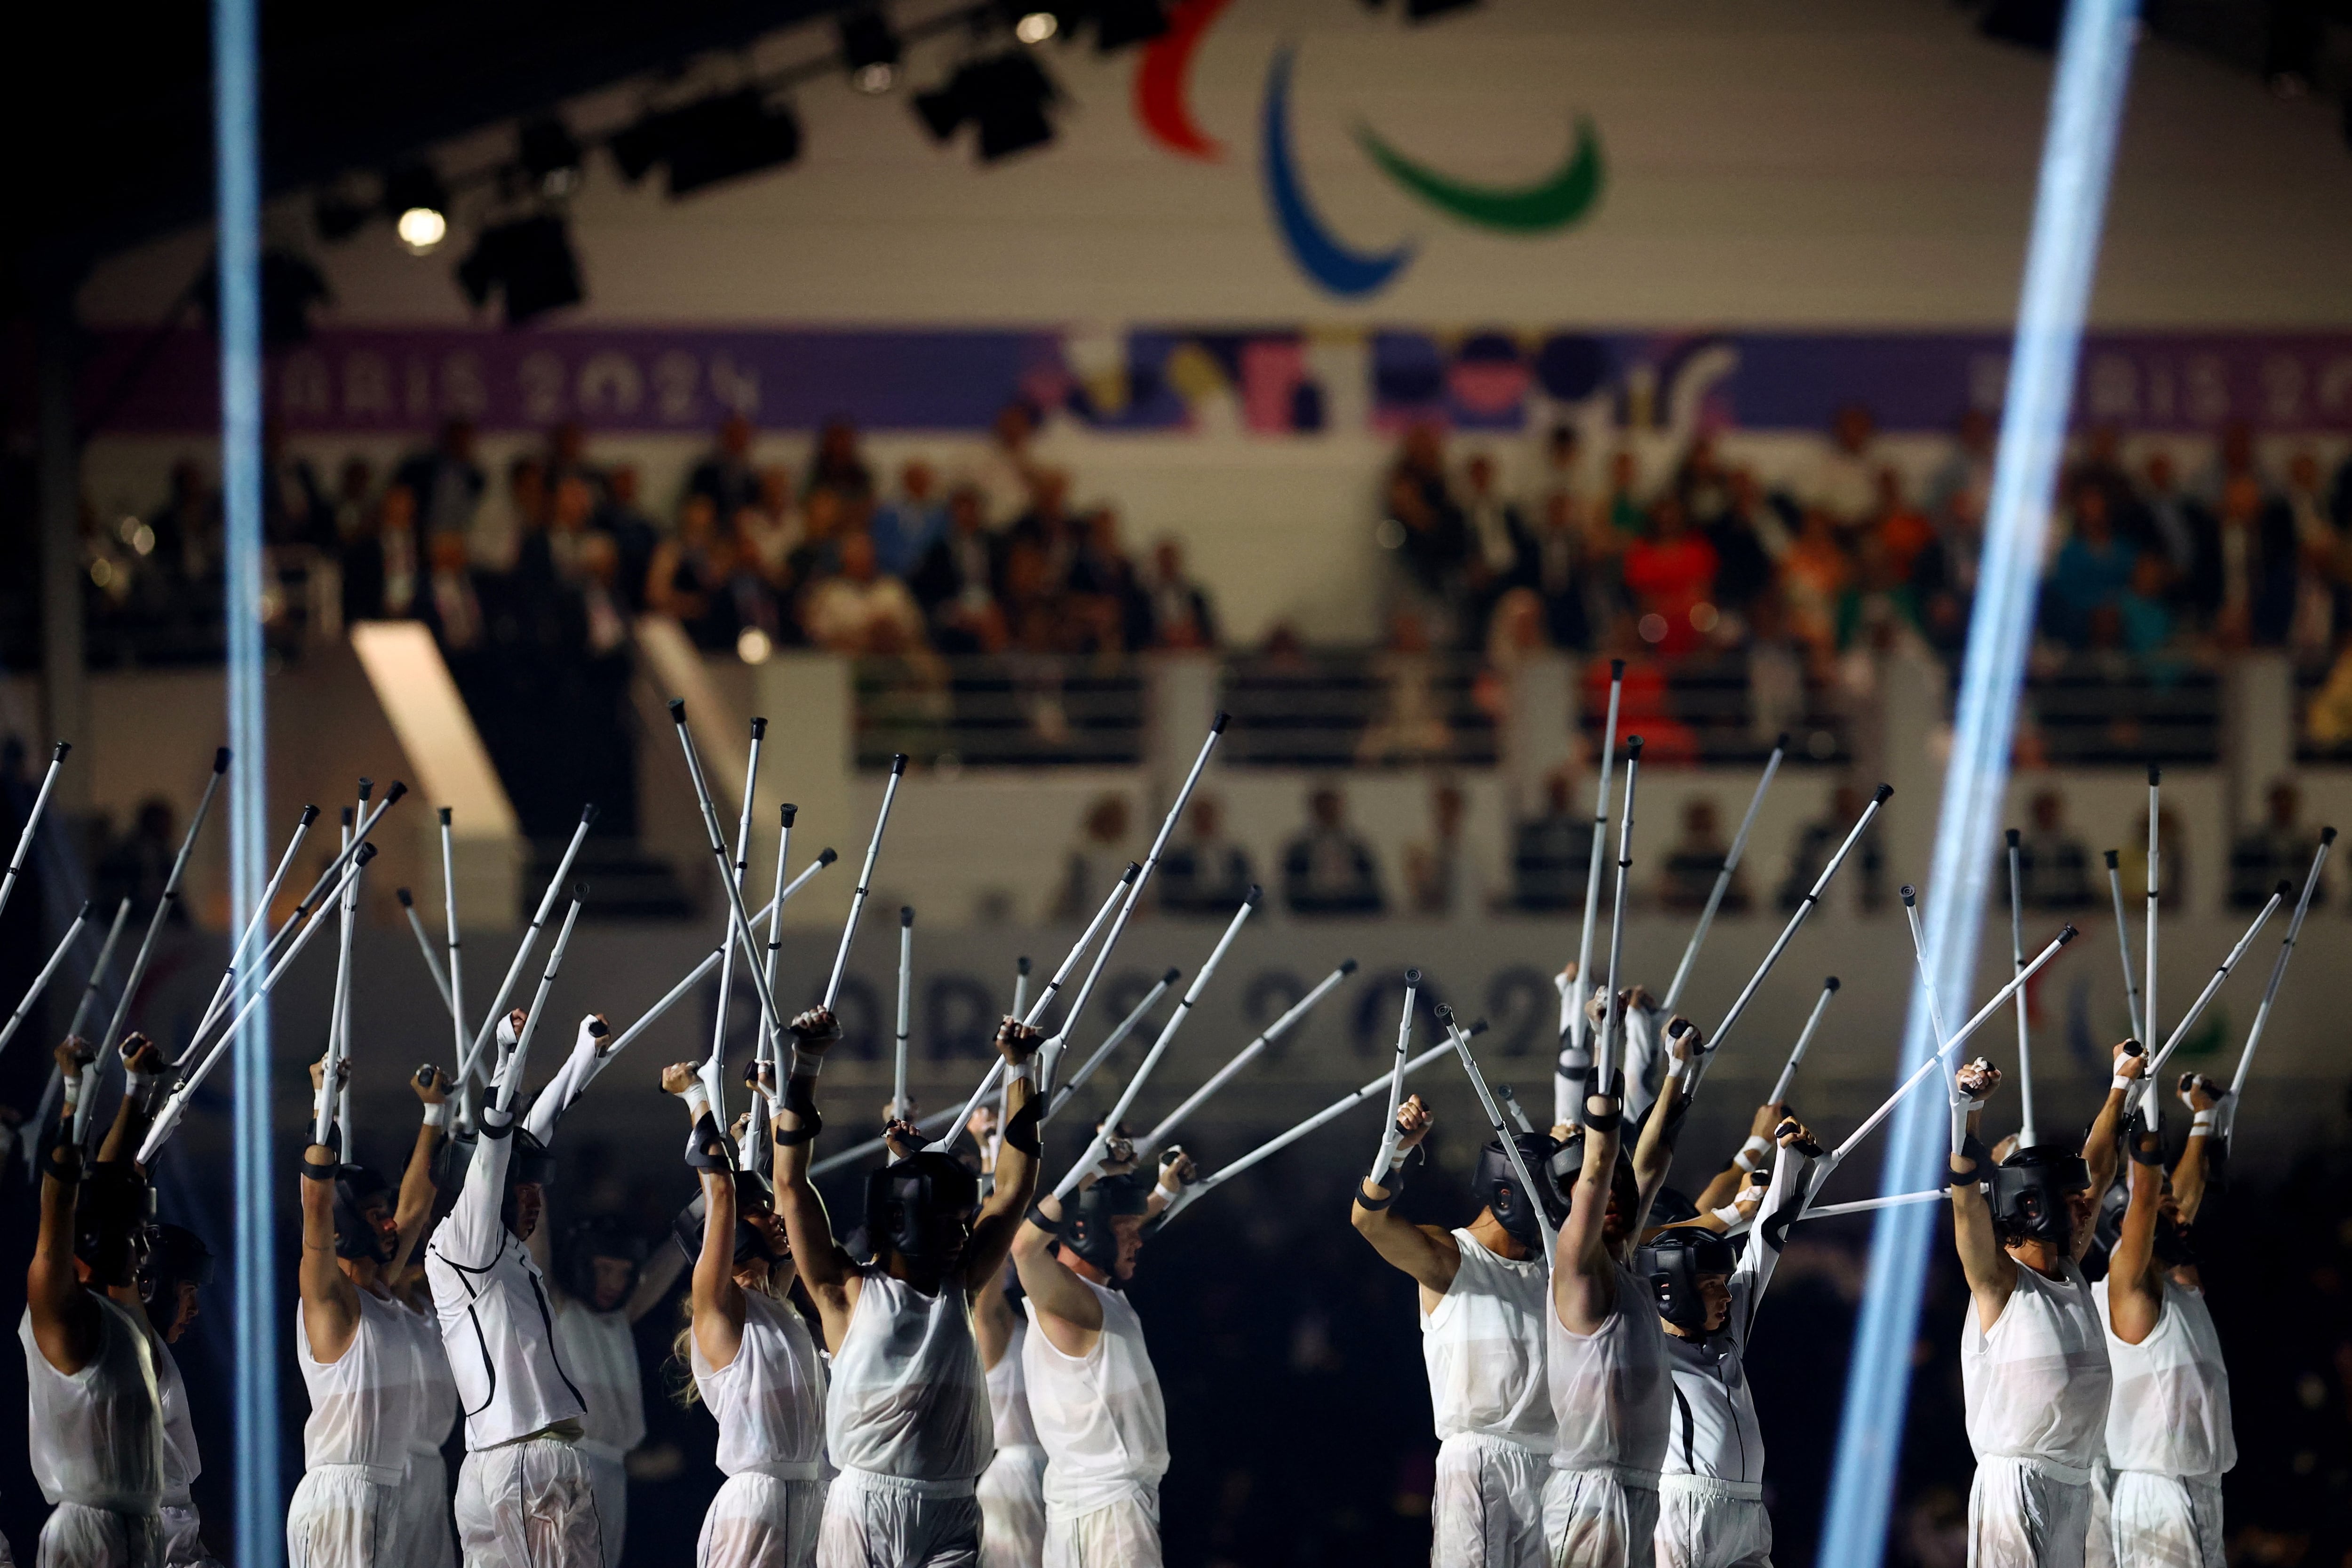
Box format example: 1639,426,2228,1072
799,532,925,656
645,495,726,629
342,484,420,622
1055,794,1133,921
262,421,331,549
2229,780,2324,909
1778,782,1884,912
738,464,800,578
1159,797,1255,916
1872,468,1938,588
1069,507,1152,653
1141,538,1218,651
1599,448,1647,542
569,532,635,660
1704,470,1778,622
95,799,184,923
1006,470,1080,582
966,399,1041,526
597,464,660,613
2011,789,2094,910
1510,768,1595,913
415,529,486,654
543,420,604,501
2063,424,2136,525
687,412,761,523
1659,798,1748,914
1281,786,1385,917
2282,450,2341,655
2198,417,2264,505
805,417,875,505
1356,610,1456,766
909,486,1004,654
1926,407,1996,534
2046,483,2138,647
1403,780,1471,917
1459,452,1529,641
1525,475,1593,651
1779,506,1855,658
1621,494,1719,655
470,453,544,574
2134,450,2202,596
331,457,376,546
148,458,220,587
1804,402,1878,525
698,531,785,656
1535,425,1588,529
543,473,602,587
1380,423,1469,637
393,417,485,542
1672,430,1736,530
873,461,947,578
2202,475,2296,648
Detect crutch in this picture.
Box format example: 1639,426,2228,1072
1661,735,1787,1014
312,810,368,1147
95,748,229,1062
1588,737,1641,1125
1367,971,1421,1188
670,706,794,1091
2223,829,2334,1143
457,803,596,1089
759,804,796,1078
440,806,472,1124
701,719,768,1118
1799,1188,1947,1220
1564,660,1625,1121
892,907,915,1121
825,753,908,1012
1044,970,1181,1127
24,899,130,1181
1439,1003,1555,1265
490,891,588,1116
2006,828,2038,1147
1138,959,1357,1148
0,901,93,1059
0,741,70,924
1496,1082,1537,1136
396,889,455,1017
1764,976,1839,1111
2143,765,2161,1123
2103,847,2143,1043
174,802,323,1068
2144,881,2288,1080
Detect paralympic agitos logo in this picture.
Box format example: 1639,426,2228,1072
1134,0,1606,297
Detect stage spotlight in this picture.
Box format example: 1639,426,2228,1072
519,116,585,197
1093,0,1169,50
314,191,370,243
841,8,902,93
921,50,1059,160
1015,9,1058,43
661,91,804,196
456,214,583,326
383,163,451,254
610,102,689,183
1403,0,1481,18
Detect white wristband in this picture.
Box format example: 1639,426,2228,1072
1734,1136,1770,1172
788,1049,824,1080
1712,1203,1745,1226
423,1101,451,1131
1156,1178,1183,1203
2112,1073,2137,1091
684,1086,713,1125
2190,1109,2214,1134
126,1071,163,1111
1005,1060,1032,1085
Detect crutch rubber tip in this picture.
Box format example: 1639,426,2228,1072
890,754,908,776
751,716,769,741
818,847,839,865
2006,827,2020,848
1210,711,1231,734
212,747,231,773
1434,1002,1455,1025
2324,825,2339,844
1242,883,1263,907
358,777,373,802
1873,783,1894,804
668,698,687,723
341,807,355,827
300,804,321,826
1162,966,1181,985
1610,658,1626,678
1403,968,1421,986
2122,1038,2142,1056
572,881,591,901
780,803,797,827
2104,848,2119,867
1018,955,1033,974
383,781,408,804
438,806,452,826
2275,879,2293,897
1900,884,1917,907
1626,736,1644,760
76,898,94,919
1469,1018,1489,1037
588,1018,609,1037
2147,764,2161,786
397,888,414,907
1339,957,1359,976
52,741,71,761
901,906,915,927
355,843,381,866
2057,923,2078,943
1774,732,1790,751
1120,862,1142,883
1826,975,1841,992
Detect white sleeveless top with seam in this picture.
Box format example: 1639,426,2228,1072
987,1310,1041,1452
19,1296,165,1512
296,1284,421,1480
1959,1258,2110,1475
1421,1229,1553,1451
826,1266,993,1488
2094,1274,2234,1479
691,1289,828,1480
552,1296,646,1465
146,1332,199,1508
1021,1277,1168,1514
1546,1260,1671,1478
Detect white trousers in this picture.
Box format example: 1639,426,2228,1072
285,1466,404,1568
401,1453,460,1568
455,1438,605,1568
157,1506,214,1568
2105,1472,2224,1568
35,1504,163,1568
1542,1468,1660,1568
1653,1478,1770,1568
815,1470,981,1568
582,1453,627,1568
1432,1433,1549,1568
975,1447,1046,1568
1041,1488,1159,1568
698,1473,825,1568
1967,1457,2092,1568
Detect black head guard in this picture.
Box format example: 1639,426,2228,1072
74,1161,156,1288
559,1215,650,1306
1633,1225,1735,1332
141,1223,216,1305
1987,1144,2090,1247
866,1151,981,1269
332,1164,396,1263
1471,1132,1570,1249
1063,1172,1153,1284
673,1170,781,1271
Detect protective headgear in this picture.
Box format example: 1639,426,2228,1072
672,1170,780,1270
865,1151,980,1269
1633,1226,1735,1333
332,1165,396,1263
1648,1186,1700,1227
140,1224,215,1306
1471,1133,1570,1248
1549,1135,1640,1226
559,1216,649,1308
1987,1144,2090,1247
73,1162,155,1287
2151,1210,2198,1268
501,1129,556,1235
1062,1173,1152,1284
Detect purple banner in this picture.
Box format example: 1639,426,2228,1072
85,325,2352,437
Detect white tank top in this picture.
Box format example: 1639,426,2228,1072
1022,1279,1168,1513
987,1312,1041,1451
147,1333,199,1507
400,1297,460,1462
552,1297,646,1464
1421,1230,1554,1451
1959,1258,2110,1471
296,1286,421,1478
18,1297,165,1512
1546,1261,1671,1476
691,1289,828,1480
2095,1275,2234,1479
826,1267,993,1485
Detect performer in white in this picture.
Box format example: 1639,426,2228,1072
288,1056,425,1568
1637,1114,1818,1568
21,1036,164,1568
1350,1093,1556,1568
1947,1059,2111,1568
1010,1138,1188,1568
2092,1072,2233,1568
424,1010,601,1568
663,1062,828,1568
974,1266,1044,1568
395,1067,463,1568
772,1004,1042,1568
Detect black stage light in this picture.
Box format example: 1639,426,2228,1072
381,162,452,253
1403,0,1480,18
519,116,585,196
963,50,1061,161
1093,0,1168,51
662,90,803,196
314,191,370,242
456,214,583,326
840,8,903,93
610,102,690,183
914,68,973,140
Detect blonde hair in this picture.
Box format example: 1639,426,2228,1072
666,1264,788,1409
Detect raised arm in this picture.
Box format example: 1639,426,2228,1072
1630,1012,1699,1228
1013,1145,1118,1345
1734,1116,1818,1329
299,1132,362,1363
962,1018,1043,1294
2171,1072,2222,1226
975,1265,1019,1369
773,1007,860,1349
1947,1058,2017,1334
2081,1039,2144,1209
1553,1070,1627,1335
666,1061,750,1372
2103,1114,2167,1345
524,1015,608,1145
98,1033,165,1166
390,1066,451,1278
28,1039,102,1376
441,1025,522,1269
1691,1098,1789,1221
1347,1094,1461,1295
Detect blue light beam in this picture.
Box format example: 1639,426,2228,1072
1814,5,2137,1566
